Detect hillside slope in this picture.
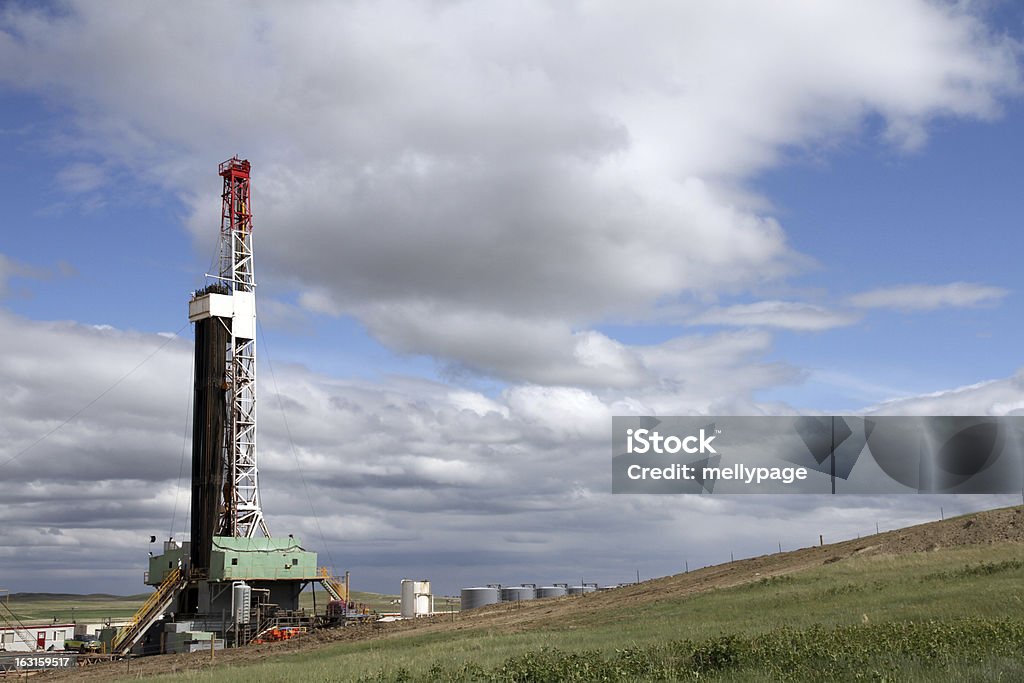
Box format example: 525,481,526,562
313,503,1024,639
41,504,1024,681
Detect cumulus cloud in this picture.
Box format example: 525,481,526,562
692,301,860,331
0,1,1018,379
0,310,798,593
1,308,1021,594
356,302,650,388
848,282,1009,311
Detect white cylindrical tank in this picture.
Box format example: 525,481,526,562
401,579,432,618
401,579,413,617
232,581,251,624
460,587,500,610
415,588,431,615
501,586,537,602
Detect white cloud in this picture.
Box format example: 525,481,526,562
692,301,860,331
0,309,799,592
351,299,810,395
0,1,1018,379
1,308,1021,594
446,390,510,419
504,385,611,440
849,282,1009,311
863,370,1024,416
357,301,652,388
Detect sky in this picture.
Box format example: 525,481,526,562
1,0,1024,597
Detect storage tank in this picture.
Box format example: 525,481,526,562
536,585,567,599
500,585,536,602
567,584,597,595
416,588,431,616
232,581,251,624
460,587,500,610
401,579,432,618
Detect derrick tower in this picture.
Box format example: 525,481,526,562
215,156,267,540
188,157,268,573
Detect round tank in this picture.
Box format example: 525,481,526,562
415,591,431,616
501,586,536,602
401,579,432,618
567,585,596,595
400,580,415,618
536,586,567,599
461,587,500,610
598,585,621,591
232,581,252,624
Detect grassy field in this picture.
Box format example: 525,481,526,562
111,542,1024,682
2,593,150,624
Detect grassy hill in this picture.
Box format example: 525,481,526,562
37,505,1024,681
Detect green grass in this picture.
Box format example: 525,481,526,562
120,542,1024,682
2,594,148,623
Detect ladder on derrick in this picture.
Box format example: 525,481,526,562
110,567,186,656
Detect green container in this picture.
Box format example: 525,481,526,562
208,536,319,581
147,536,318,585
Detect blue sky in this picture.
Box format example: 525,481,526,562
2,1,1024,595
754,103,1024,409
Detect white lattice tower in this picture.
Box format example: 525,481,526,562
217,157,268,538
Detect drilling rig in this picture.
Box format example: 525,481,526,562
192,156,267,545
105,158,342,656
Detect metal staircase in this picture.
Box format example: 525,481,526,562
0,601,42,651
111,567,186,655
318,567,347,602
